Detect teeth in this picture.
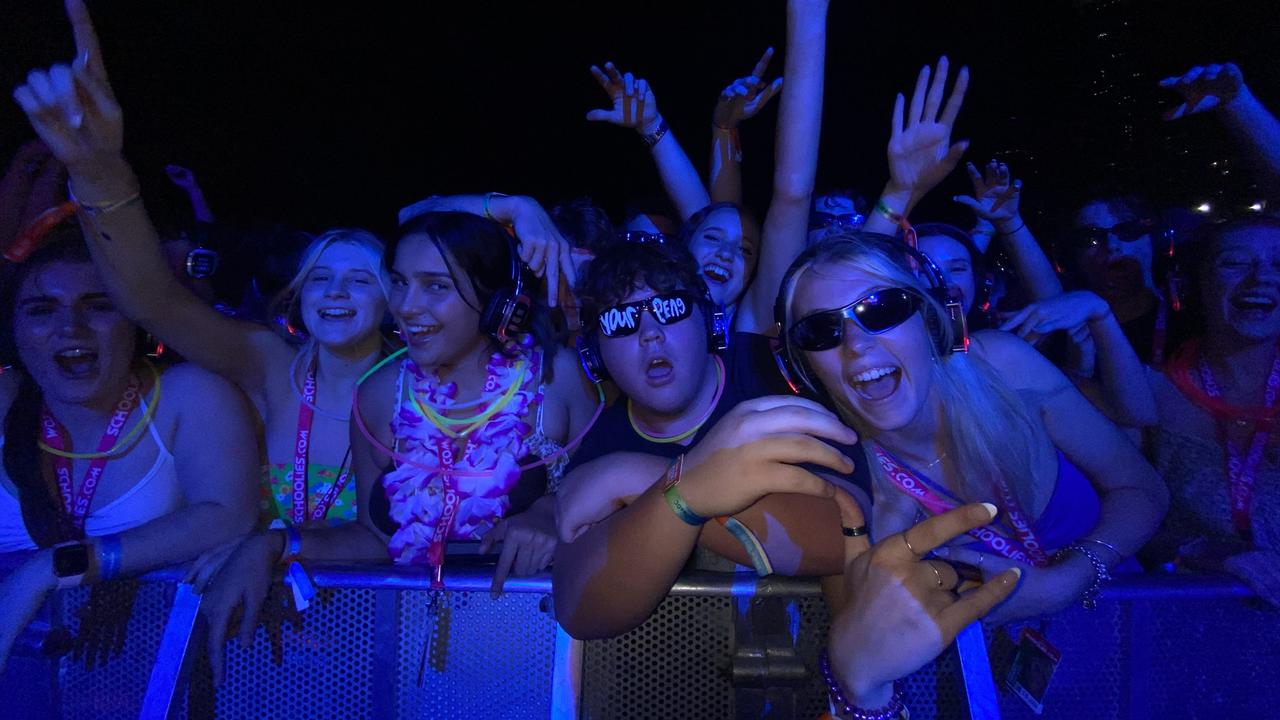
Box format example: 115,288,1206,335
852,367,896,383
648,358,671,369
319,308,356,319
56,348,94,358
406,324,438,334
702,264,730,282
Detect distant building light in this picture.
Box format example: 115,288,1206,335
1195,203,1213,213
1250,202,1265,212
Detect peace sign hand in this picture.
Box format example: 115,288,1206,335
12,0,124,176
712,47,784,130
586,62,663,134
826,497,1019,706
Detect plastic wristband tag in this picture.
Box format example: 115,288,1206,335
286,560,317,612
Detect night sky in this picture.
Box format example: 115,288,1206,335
2,0,1277,239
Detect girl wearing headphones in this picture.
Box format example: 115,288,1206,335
776,233,1167,624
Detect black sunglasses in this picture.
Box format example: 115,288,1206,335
808,211,867,232
1071,220,1152,248
597,291,697,338
788,288,921,352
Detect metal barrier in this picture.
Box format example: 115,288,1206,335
4,559,1279,719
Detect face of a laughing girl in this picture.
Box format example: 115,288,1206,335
687,207,758,308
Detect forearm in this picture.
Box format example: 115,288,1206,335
553,480,700,639
698,493,845,576
1085,472,1169,565
184,187,214,224
268,521,388,564
997,218,1062,300
1086,312,1158,427
863,183,913,236
107,500,255,579
771,0,827,205
708,126,743,205
647,121,711,221
1221,89,1280,194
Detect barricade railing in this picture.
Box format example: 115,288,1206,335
3,556,1277,720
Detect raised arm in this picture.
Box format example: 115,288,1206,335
864,58,970,238
11,0,291,405
164,164,215,223
954,160,1062,300
708,48,784,206
1161,62,1280,196
735,0,829,335
585,62,710,220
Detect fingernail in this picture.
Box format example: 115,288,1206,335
1009,567,1023,580
980,502,998,519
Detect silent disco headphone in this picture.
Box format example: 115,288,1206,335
479,230,533,344
772,233,968,398
577,289,728,384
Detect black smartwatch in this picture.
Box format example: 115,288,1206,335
52,541,90,589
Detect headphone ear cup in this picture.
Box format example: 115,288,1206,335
481,288,533,343
707,305,729,352
576,334,608,383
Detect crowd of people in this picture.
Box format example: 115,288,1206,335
2,0,1278,716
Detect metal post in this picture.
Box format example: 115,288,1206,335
955,622,1001,720
138,584,202,720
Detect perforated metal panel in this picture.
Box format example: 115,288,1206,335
581,594,736,720
397,590,558,719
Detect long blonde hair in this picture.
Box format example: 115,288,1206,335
268,228,389,349
779,235,1049,513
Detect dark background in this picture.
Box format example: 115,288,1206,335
2,0,1277,238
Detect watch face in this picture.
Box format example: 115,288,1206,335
53,543,90,577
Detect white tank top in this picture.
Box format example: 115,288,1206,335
0,401,182,552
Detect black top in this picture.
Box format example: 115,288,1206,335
565,332,870,495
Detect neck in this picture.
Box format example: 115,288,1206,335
1102,287,1156,324
875,387,948,469
630,355,721,436
43,368,135,428
1201,332,1278,394
312,337,383,386
428,335,498,399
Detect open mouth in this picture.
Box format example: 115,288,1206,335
644,356,674,383
702,263,732,284
401,323,440,344
849,366,900,402
53,347,99,378
318,307,357,321
1231,293,1278,319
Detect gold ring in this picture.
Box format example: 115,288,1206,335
927,561,945,589
902,532,922,558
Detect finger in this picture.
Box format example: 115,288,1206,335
887,503,999,563
589,65,611,92
749,403,859,445
1203,64,1222,83
604,62,622,85
67,0,106,80
908,65,930,124
238,589,263,648
890,93,905,139
478,522,506,555
922,559,962,593
939,66,970,129
924,56,949,121
739,393,844,416
623,72,634,98
205,607,230,686
513,541,537,578
758,434,856,476
491,538,518,597
1179,66,1205,88
49,65,83,129
833,489,871,566
965,161,982,187
545,242,561,307
27,70,59,110
953,195,983,214
756,78,784,108
1157,75,1180,88
71,60,119,126
1161,103,1190,122
940,141,970,173
751,47,775,79
585,108,615,123
937,568,1021,637
559,241,578,297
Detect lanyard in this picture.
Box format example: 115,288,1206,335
874,444,1050,568
426,434,473,587
1196,351,1280,540
40,375,142,534
292,361,351,524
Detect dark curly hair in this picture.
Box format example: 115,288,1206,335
575,239,712,332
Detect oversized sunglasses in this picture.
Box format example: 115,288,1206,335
1071,220,1152,248
597,291,697,338
808,211,867,232
788,288,921,352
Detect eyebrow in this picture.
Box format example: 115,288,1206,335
408,271,453,280
17,292,112,307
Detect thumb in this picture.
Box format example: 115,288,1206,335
585,109,613,122
952,195,982,212
478,522,507,554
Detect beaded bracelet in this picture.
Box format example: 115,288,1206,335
1054,543,1111,610
818,649,907,720
874,200,918,249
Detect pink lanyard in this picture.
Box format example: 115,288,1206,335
40,375,142,534
426,435,473,579
292,362,351,524
1197,352,1280,540
874,444,1050,568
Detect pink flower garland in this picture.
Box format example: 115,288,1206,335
382,348,543,565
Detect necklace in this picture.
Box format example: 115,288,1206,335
289,348,359,422
39,361,162,459
410,360,528,439
922,451,949,470
627,356,726,444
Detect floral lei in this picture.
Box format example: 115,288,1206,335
383,344,543,565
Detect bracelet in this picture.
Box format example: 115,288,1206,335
67,181,142,216
874,200,918,249
97,533,123,582
1054,543,1111,610
818,650,907,720
641,118,669,148
661,455,707,526
483,192,508,222
1083,537,1124,564
278,525,303,565
997,220,1027,235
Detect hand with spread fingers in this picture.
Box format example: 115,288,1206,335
826,498,1021,708
1159,62,1247,121
479,499,558,597
885,56,970,204
712,48,785,131
998,290,1112,346
586,62,664,136
954,159,1023,232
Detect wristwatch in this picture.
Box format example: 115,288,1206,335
51,541,90,589
640,118,669,148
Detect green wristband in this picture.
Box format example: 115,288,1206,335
663,484,708,526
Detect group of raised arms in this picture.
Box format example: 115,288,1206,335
2,0,1279,717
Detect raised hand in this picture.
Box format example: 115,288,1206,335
826,498,1019,707
165,164,201,191
998,290,1112,346
954,159,1022,229
500,195,576,307
586,62,662,134
887,57,970,201
712,48,785,130
11,0,124,176
1159,62,1247,121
